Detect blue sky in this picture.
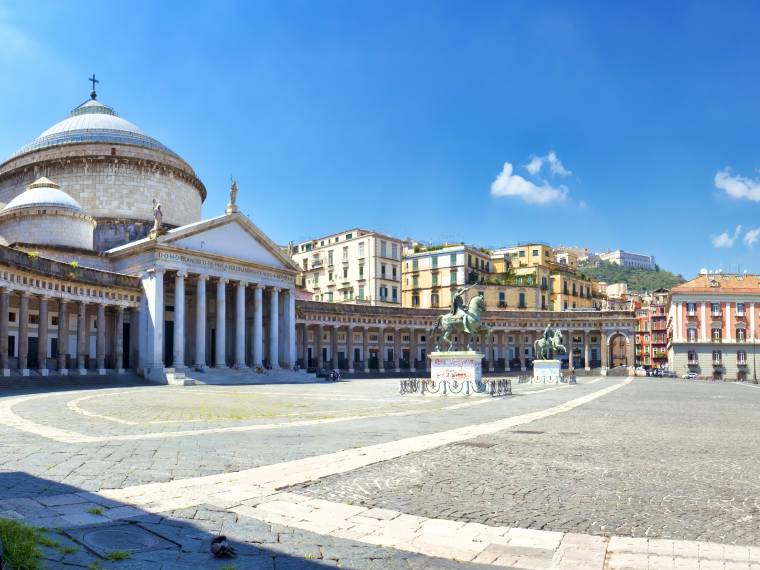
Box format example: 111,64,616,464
1,0,760,278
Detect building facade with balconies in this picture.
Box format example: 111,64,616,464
292,229,405,307
668,274,760,381
634,288,670,369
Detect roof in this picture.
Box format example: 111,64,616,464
671,274,760,294
2,177,84,214
6,96,181,161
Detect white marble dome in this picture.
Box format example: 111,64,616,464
0,177,95,251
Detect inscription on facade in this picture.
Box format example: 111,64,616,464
157,251,293,284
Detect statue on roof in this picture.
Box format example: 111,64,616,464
151,199,163,237
226,179,239,214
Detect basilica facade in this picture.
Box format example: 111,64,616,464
0,89,298,382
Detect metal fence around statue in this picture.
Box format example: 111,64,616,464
399,378,512,397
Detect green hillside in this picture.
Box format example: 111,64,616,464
579,261,685,293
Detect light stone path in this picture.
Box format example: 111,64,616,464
3,377,760,568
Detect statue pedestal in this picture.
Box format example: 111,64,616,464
533,359,562,384
430,351,483,383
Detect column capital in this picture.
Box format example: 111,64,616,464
269,286,281,292
217,277,229,285
148,267,166,277
38,294,51,301
196,273,209,282
176,270,188,279
238,280,249,288
254,283,265,290
19,291,31,298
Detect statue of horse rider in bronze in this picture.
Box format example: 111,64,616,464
450,284,475,316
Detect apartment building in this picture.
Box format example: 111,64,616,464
668,273,760,381
292,229,405,306
634,288,669,369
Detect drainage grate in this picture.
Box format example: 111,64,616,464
66,523,178,558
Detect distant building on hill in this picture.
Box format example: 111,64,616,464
597,249,656,270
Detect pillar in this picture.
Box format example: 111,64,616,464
235,280,247,368
301,324,309,368
269,287,279,369
379,328,386,373
76,301,87,374
601,332,609,369
584,331,591,371
252,284,263,368
57,300,68,374
215,278,228,368
518,331,526,372
566,330,573,370
0,288,8,376
347,326,355,372
625,334,635,372
316,324,324,369
18,293,29,376
286,289,296,368
331,324,338,369
115,306,125,373
394,328,401,372
142,268,165,378
410,328,417,372
173,271,187,368
195,274,207,369
362,327,369,373
37,296,49,376
96,303,106,375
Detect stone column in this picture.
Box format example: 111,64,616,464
409,328,417,372
235,280,247,368
347,326,355,372
252,284,263,368
76,301,87,374
625,335,635,371
316,324,324,369
37,296,49,376
566,330,573,370
518,331,526,372
173,271,187,369
426,330,434,372
57,300,68,374
286,289,296,368
0,288,9,376
96,303,106,375
362,327,369,373
601,332,609,369
301,324,309,368
487,331,495,372
215,278,228,368
114,306,125,373
195,274,207,369
18,293,29,376
394,328,401,372
269,287,279,369
379,328,386,373
584,331,591,371
331,324,338,369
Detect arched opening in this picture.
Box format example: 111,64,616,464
609,332,629,367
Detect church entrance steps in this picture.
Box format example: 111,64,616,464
0,371,149,391
164,368,193,386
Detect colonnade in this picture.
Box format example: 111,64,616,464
144,269,296,371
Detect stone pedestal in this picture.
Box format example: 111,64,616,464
533,359,562,383
430,351,483,383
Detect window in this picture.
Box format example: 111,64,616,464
468,255,472,267
450,270,457,285
342,246,348,261
359,265,364,278
51,316,58,326
328,271,334,281
327,292,333,302
342,268,348,279
391,243,398,259
379,286,388,300
450,253,457,265
519,250,525,257
412,276,419,288
358,242,365,258
431,293,439,307
711,328,722,341
381,264,386,278
687,302,696,315
412,294,420,306
687,328,697,341
346,233,353,240
392,266,397,279
532,249,538,256
498,292,506,307
412,259,419,271
8,312,16,323
737,303,745,316
432,256,438,269
432,273,438,286
518,292,526,308
381,241,387,257
358,286,365,299
738,350,747,363
712,350,722,363
29,314,39,325
328,250,334,265
736,328,746,341
541,277,548,289
711,303,720,315
314,274,319,285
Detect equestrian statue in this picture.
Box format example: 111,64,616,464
534,325,567,360
432,285,492,351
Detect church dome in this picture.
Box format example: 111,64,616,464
8,97,179,160
3,177,84,213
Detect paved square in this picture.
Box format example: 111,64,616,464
0,376,758,569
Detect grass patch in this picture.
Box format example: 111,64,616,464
219,565,237,570
35,534,60,549
86,562,102,570
105,550,131,561
58,545,78,554
0,518,43,570
86,507,104,516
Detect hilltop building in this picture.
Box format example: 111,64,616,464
598,249,656,270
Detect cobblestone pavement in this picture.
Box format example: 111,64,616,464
294,379,760,545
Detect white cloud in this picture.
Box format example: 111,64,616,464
712,225,742,248
744,227,760,247
523,152,572,177
490,162,568,204
715,169,760,201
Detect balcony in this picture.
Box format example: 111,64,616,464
711,310,722,317
738,360,748,367
687,358,699,365
311,259,324,268
518,302,527,309
712,357,722,366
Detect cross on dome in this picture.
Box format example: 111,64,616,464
89,74,99,99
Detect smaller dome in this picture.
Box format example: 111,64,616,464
3,177,84,213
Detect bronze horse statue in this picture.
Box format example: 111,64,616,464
432,293,491,351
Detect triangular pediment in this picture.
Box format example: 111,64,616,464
160,213,297,271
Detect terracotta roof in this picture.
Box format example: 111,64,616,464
671,274,760,294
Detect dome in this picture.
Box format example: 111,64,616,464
3,177,84,213
8,96,179,160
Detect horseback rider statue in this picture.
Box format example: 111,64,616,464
450,284,474,316
432,285,491,352
534,325,567,360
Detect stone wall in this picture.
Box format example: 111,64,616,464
0,211,94,250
